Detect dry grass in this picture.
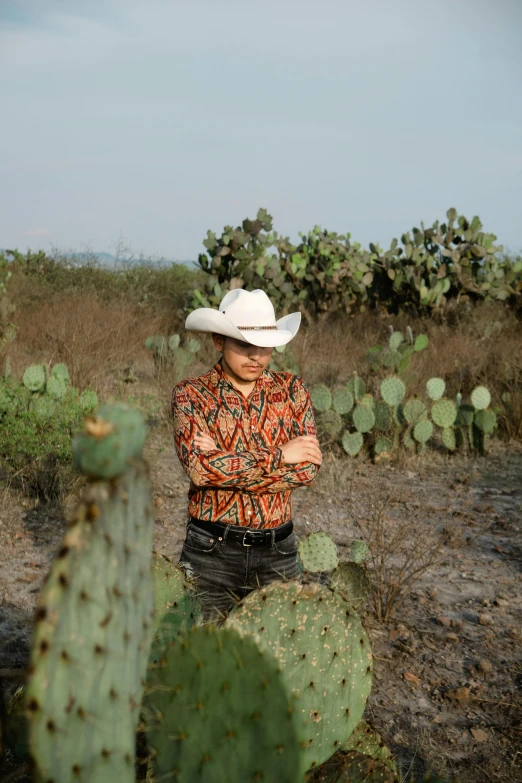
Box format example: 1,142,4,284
345,484,465,622
7,292,173,394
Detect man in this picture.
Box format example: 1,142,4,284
172,288,322,621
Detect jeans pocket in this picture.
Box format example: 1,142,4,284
273,531,298,557
183,523,220,554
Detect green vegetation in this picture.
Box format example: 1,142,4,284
192,207,522,317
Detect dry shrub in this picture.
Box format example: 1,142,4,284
345,485,464,622
9,292,172,393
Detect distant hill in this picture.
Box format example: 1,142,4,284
0,249,198,269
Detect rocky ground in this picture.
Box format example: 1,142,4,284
1,426,521,783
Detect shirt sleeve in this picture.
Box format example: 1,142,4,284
238,375,319,492
172,383,284,489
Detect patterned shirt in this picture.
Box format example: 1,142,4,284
172,361,318,529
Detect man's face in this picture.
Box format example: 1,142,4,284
212,334,273,383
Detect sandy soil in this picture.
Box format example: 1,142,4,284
1,425,521,783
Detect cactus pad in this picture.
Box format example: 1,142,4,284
342,720,397,774
329,563,371,611
342,431,364,456
311,384,333,413
298,532,339,573
431,399,457,428
388,331,404,352
471,385,491,411
414,334,429,352
46,375,68,399
374,438,392,456
332,387,354,415
79,389,99,412
441,427,456,451
23,364,46,392
413,419,433,444
426,378,445,401
226,581,373,772
26,461,155,783
380,377,406,406
168,333,181,350
318,410,343,440
350,541,369,564
403,399,427,426
474,409,497,434
347,375,365,401
72,404,146,479
374,402,390,431
360,393,376,410
145,626,303,783
51,363,70,383
353,404,375,433
150,553,202,661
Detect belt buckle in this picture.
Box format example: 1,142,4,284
242,529,265,547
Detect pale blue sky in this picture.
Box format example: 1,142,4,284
1,0,521,260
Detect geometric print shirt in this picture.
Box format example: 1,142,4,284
171,361,318,529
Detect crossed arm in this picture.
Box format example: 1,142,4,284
172,378,322,492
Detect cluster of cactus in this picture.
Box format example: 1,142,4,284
312,331,497,458
269,342,301,375
145,333,201,380
190,208,522,317
16,405,389,782
0,361,98,421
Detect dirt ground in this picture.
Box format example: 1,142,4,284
1,422,521,783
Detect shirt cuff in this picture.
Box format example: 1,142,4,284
256,446,283,473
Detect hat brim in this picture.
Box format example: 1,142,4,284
185,309,301,347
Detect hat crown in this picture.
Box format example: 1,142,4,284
219,289,276,327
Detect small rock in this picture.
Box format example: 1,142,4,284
437,615,452,628
403,671,422,687
444,686,470,704
470,728,488,742
446,633,459,644
450,618,464,632
478,612,494,626
495,597,508,607
477,659,493,674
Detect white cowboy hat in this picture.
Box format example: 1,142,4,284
185,288,301,348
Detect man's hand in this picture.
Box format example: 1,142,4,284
280,436,322,466
194,432,218,452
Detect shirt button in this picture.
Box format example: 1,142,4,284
248,510,252,516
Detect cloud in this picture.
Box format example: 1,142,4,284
24,228,51,237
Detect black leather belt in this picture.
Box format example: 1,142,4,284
189,517,293,547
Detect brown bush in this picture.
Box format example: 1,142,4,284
9,292,173,393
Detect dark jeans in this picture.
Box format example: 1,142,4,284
178,520,299,622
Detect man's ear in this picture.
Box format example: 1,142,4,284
212,332,225,352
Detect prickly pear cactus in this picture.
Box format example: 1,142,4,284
353,404,375,434
226,581,373,772
329,563,372,611
426,378,445,401
470,385,491,411
332,387,354,415
431,399,457,428
23,364,46,392
350,540,369,564
25,431,155,783
305,750,397,782
318,410,343,440
150,553,202,661
380,377,405,407
342,431,364,456
341,720,397,775
144,625,304,783
72,403,146,479
311,384,333,413
298,532,339,573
